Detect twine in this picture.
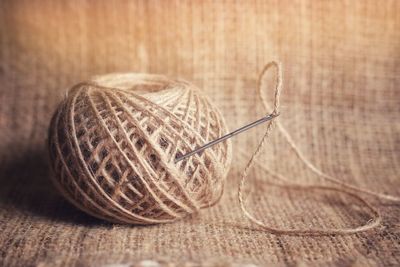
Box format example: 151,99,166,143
48,63,398,233
48,74,232,224
239,61,399,235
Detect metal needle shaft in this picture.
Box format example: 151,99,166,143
175,112,280,163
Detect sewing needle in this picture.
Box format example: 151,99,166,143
175,112,280,163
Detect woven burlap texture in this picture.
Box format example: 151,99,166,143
0,1,399,266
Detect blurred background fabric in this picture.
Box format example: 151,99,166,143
0,1,399,266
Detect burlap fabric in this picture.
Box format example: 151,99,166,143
0,1,399,266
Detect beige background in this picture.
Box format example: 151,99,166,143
0,0,399,266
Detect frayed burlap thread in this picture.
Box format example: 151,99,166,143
48,74,232,224
239,61,400,235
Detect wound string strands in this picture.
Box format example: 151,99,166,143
48,74,232,224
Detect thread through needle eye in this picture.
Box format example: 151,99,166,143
174,112,280,163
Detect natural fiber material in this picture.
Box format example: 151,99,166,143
48,74,232,224
1,1,400,266
49,62,393,233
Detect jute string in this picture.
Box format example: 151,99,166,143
48,74,232,225
238,61,400,235
48,62,399,233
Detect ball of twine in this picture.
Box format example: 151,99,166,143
48,73,232,224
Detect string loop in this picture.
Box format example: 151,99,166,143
238,61,399,235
